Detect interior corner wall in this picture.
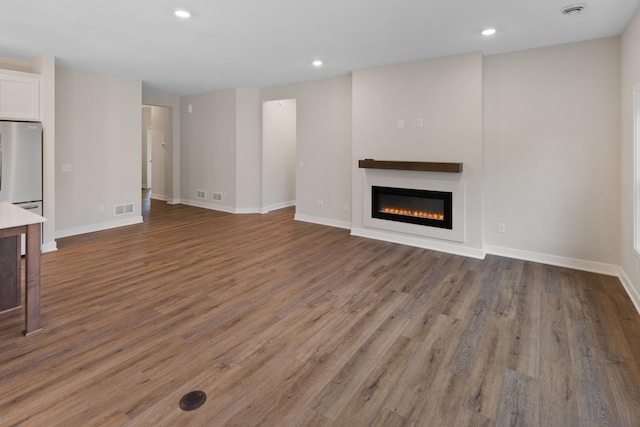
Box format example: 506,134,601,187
180,89,237,211
483,37,621,272
260,76,352,228
351,53,484,254
55,67,142,237
621,10,640,311
142,87,181,203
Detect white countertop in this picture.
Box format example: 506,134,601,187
0,202,46,229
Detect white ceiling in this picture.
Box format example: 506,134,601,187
1,0,638,96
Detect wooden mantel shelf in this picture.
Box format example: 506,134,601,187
358,159,463,173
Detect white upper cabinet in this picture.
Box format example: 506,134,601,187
0,70,41,121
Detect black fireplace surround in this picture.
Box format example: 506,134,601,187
372,186,453,229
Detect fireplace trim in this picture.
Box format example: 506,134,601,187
362,171,465,243
371,186,453,229
358,159,463,173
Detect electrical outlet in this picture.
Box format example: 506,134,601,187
498,223,506,233
98,204,104,213
344,203,350,211
317,200,324,208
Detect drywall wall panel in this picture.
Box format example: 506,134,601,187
235,88,261,211
180,89,237,209
484,38,620,266
55,67,142,236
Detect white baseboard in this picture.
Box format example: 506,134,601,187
484,245,620,277
167,198,180,205
56,216,143,239
150,193,169,201
350,227,486,259
180,199,260,214
180,199,236,213
236,207,262,214
295,214,351,230
262,200,295,214
619,268,640,315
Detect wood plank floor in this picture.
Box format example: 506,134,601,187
1,197,639,426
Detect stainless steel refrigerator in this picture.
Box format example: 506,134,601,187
0,120,43,253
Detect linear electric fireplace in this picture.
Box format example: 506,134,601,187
372,186,453,229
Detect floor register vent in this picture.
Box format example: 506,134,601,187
114,203,134,216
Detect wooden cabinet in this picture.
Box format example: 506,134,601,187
0,202,46,335
0,234,20,312
0,70,41,121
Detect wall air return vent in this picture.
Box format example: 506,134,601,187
212,192,223,202
114,203,134,216
196,190,206,199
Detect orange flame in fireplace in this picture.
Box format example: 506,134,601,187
381,207,444,221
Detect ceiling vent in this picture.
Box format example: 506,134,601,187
561,3,587,16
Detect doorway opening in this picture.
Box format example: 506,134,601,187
262,99,297,213
141,104,173,217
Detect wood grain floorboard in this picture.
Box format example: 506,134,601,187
382,314,461,420
538,292,580,427
1,195,639,426
454,407,493,427
493,368,538,426
507,261,541,378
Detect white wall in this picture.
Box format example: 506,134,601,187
351,53,484,256
179,88,261,213
621,10,640,311
0,57,33,73
484,38,621,274
141,106,151,189
149,105,172,200
262,99,296,211
260,76,352,228
235,88,261,212
55,67,142,237
30,55,56,251
180,89,237,211
142,87,181,204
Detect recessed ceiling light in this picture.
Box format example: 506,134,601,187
561,3,587,16
175,10,191,18
312,60,323,67
481,28,496,36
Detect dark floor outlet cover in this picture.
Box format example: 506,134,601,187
179,390,207,411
